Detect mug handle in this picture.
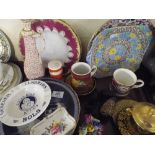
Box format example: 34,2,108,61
131,79,144,89
90,65,97,77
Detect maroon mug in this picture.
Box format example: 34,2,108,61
71,62,97,94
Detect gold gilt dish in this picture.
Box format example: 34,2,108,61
114,99,155,134
117,108,151,135
130,103,155,133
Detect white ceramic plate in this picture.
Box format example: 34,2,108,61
0,63,14,92
12,63,23,85
0,80,51,126
30,107,76,135
0,63,22,99
0,30,11,62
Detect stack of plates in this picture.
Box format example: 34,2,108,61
0,63,22,100
0,29,12,62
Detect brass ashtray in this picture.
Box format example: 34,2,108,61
127,103,155,133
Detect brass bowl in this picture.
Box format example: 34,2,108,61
128,102,155,133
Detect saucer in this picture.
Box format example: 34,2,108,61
65,75,96,96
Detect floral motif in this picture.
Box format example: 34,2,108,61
136,43,142,50
114,55,121,61
128,58,137,64
45,120,67,135
146,32,152,36
109,48,116,55
129,33,136,38
95,58,99,64
98,44,104,49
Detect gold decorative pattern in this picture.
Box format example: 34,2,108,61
117,108,152,135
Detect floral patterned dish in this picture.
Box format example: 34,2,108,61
86,25,153,78
0,80,51,126
19,19,81,75
30,107,76,135
87,19,154,51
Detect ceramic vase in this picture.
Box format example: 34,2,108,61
21,20,45,80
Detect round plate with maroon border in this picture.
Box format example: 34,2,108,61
19,19,81,75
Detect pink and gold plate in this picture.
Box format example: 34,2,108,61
19,19,81,75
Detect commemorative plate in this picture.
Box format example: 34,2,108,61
0,80,51,126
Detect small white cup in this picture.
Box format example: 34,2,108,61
112,68,144,96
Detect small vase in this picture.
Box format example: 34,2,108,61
21,20,45,80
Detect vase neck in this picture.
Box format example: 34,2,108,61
21,20,35,36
